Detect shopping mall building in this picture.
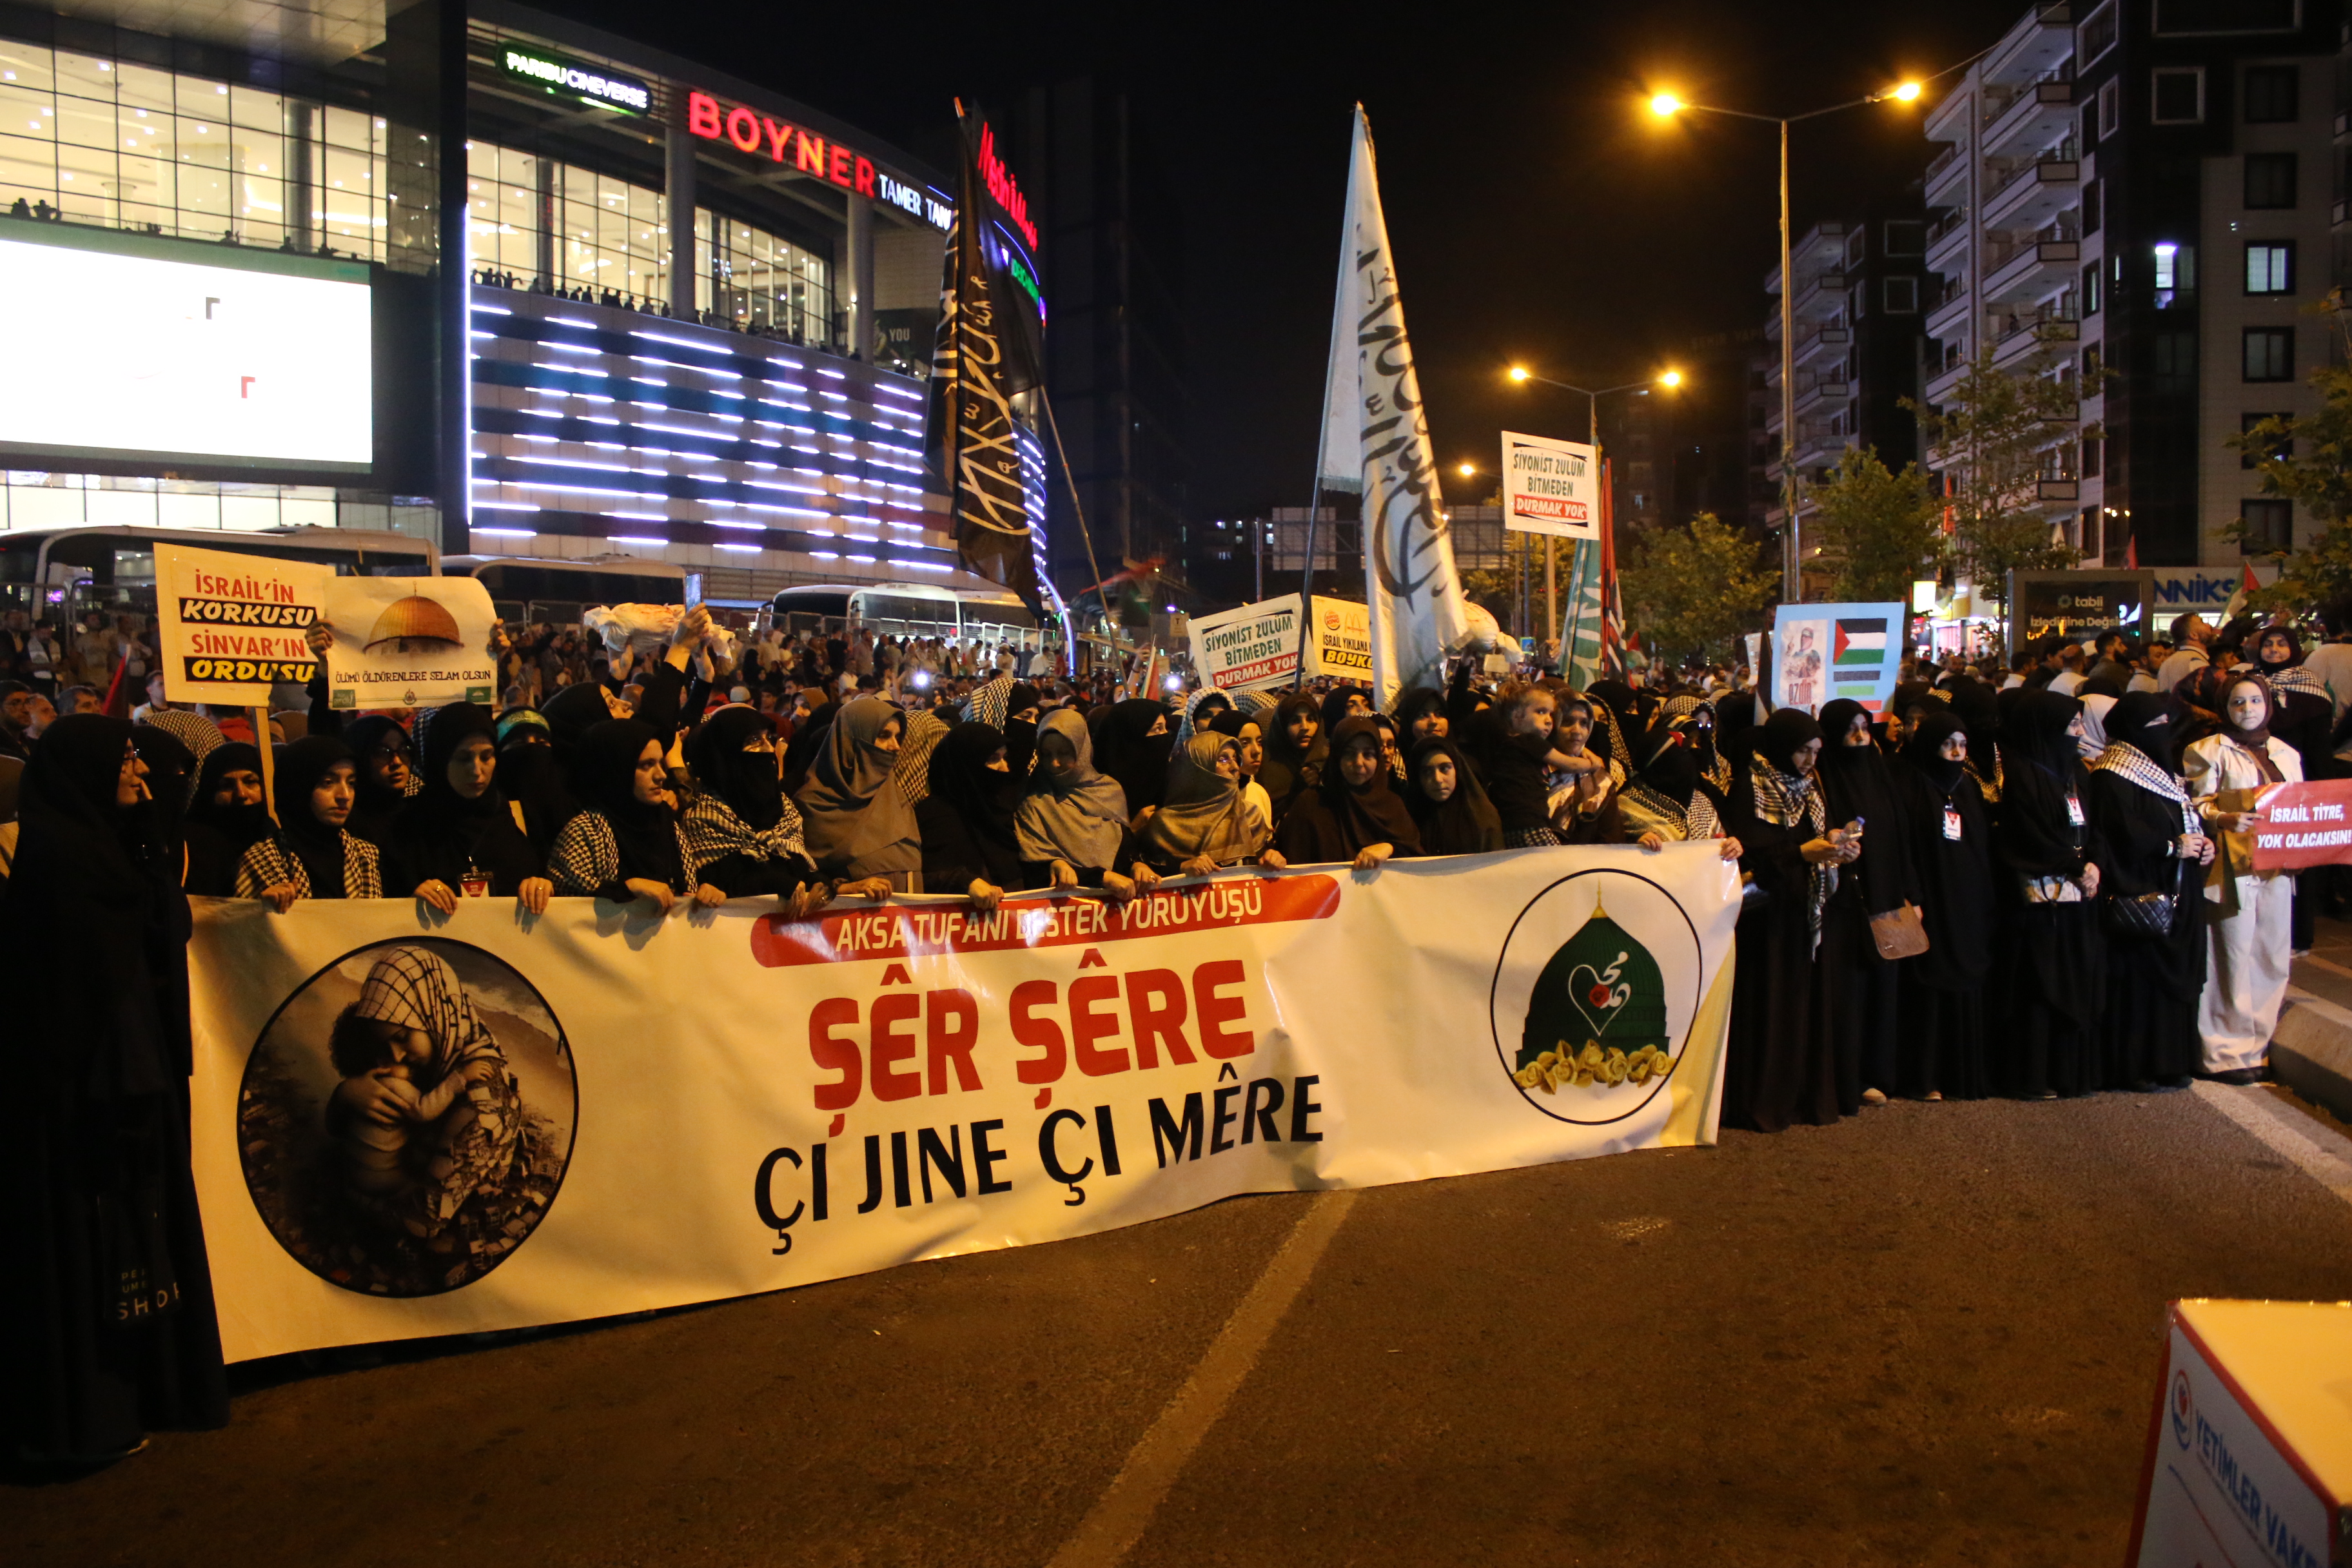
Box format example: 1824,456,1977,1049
0,0,1024,604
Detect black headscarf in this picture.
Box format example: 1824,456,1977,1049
340,714,417,829
1754,707,1825,778
1995,688,2091,877
1275,716,1422,863
689,706,786,829
540,682,614,750
187,740,270,855
1393,686,1448,745
1815,698,1917,910
1940,674,2000,777
1092,699,1172,814
1319,685,1369,740
130,722,195,861
390,701,542,896
1404,734,1502,855
1,714,184,1097
927,721,1019,846
271,734,357,898
1898,705,1971,793
2253,623,2306,674
1003,683,1042,778
571,718,685,890
1260,692,1325,807
2104,691,2184,772
1585,680,1645,767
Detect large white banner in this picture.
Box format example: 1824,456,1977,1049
1501,430,1599,540
188,849,1738,1362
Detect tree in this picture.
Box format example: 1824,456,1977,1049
1457,528,1548,638
2226,357,2352,616
1905,346,2083,618
1808,446,1946,603
1617,512,1779,665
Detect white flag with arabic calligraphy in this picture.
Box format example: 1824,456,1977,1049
1315,105,1472,702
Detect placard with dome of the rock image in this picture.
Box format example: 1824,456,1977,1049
319,573,500,710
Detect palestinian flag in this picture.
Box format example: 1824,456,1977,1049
1833,618,1888,667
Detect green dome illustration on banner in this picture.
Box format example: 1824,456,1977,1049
1514,891,1674,1093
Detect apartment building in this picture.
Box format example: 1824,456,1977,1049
1762,206,1930,598
1919,0,2335,570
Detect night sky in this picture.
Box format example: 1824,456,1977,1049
551,0,2033,517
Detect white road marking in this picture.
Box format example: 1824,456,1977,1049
2192,1081,2352,1207
1046,1189,1360,1568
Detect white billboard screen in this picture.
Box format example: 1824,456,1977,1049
0,224,371,471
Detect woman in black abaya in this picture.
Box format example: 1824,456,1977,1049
1402,735,1504,856
1723,709,1854,1132
1257,692,1326,821
385,702,551,912
2088,692,2211,1090
549,718,720,911
1890,707,1994,1100
1990,689,2106,1098
0,715,229,1463
182,740,270,897
917,721,1024,904
1091,698,1173,818
1274,716,1422,870
1812,698,1921,1110
686,706,835,908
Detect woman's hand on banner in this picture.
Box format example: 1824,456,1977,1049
967,879,1004,912
1256,850,1288,872
624,877,676,914
260,882,300,913
415,879,458,914
781,885,831,922
1048,859,1081,892
518,877,553,915
1638,831,1665,852
1181,854,1219,878
834,876,893,903
1718,837,1743,861
1353,843,1395,874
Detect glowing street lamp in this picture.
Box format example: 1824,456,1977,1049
1458,461,1477,478
1647,77,1926,598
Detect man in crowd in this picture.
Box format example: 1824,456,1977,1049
2086,630,2134,688
2158,614,2212,692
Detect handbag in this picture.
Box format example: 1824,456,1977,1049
2104,858,2184,938
1868,899,1930,960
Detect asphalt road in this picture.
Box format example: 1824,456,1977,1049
11,1081,2352,1567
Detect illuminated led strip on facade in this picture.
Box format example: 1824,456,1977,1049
468,288,958,574
498,46,651,116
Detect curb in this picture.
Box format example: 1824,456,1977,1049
2272,984,2352,1124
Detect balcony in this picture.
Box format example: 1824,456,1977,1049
1796,375,1854,414
1925,288,1974,340
1983,150,2079,230
1983,2,2073,89
1926,142,1969,200
1792,268,1851,320
1992,304,2079,367
1983,233,2080,303
2037,478,2080,502
1793,322,1851,368
1982,74,2075,159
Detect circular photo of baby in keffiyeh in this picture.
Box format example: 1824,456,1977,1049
237,941,577,1297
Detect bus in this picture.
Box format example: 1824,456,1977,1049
442,555,690,631
768,582,1040,643
0,524,438,631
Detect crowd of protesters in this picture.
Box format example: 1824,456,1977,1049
4,588,2343,1467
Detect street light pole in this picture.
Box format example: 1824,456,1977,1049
1647,79,1924,604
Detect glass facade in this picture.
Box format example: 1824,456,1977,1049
467,140,835,346
0,37,390,257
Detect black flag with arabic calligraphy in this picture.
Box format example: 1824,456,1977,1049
929,110,1046,605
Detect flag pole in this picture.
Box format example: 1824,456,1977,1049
1039,388,1109,678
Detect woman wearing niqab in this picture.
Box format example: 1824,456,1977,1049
1812,698,1921,1110
685,705,825,903
1990,689,2106,1097
2088,692,2209,1089
0,714,229,1462
182,740,269,896
1889,707,1994,1099
1091,698,1173,817
917,721,1024,900
1722,709,1847,1132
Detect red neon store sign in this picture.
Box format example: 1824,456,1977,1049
687,92,876,197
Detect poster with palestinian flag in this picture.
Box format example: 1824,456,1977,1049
1769,601,1906,716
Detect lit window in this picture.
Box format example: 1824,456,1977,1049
2246,242,2293,295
